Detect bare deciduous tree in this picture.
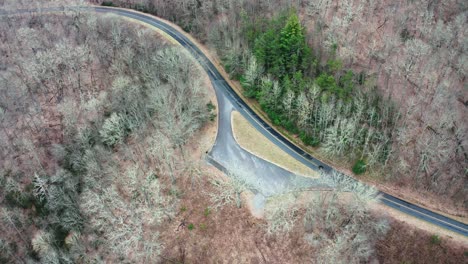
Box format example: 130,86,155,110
304,171,389,263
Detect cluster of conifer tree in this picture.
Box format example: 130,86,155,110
237,11,398,173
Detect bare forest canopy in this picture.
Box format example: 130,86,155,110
0,1,466,263
0,10,214,262
0,7,393,262
107,0,467,211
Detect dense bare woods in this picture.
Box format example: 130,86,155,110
1,1,466,263
258,170,391,263
302,0,466,211
0,8,213,262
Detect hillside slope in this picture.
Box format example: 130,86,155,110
104,0,467,215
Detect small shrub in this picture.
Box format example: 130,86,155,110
91,238,104,250
24,183,34,193
430,235,441,245
207,101,216,111
182,22,193,33
358,71,366,85
327,59,343,73
203,207,211,217
0,255,9,264
148,172,158,180
180,206,187,212
170,187,183,198
101,1,115,7
264,108,282,126
32,197,48,217
207,101,217,121
100,113,126,147
300,132,320,147
199,223,207,231
187,223,195,230
5,191,33,209
133,4,150,13
273,118,281,125
316,73,338,92
209,113,217,122
352,159,367,175
281,119,299,134
400,28,412,42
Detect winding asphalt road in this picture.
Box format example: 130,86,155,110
2,6,467,237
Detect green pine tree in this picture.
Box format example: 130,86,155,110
278,13,311,78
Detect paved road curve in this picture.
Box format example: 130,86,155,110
2,6,467,237
93,7,468,237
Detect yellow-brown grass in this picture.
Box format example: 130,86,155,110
231,111,318,178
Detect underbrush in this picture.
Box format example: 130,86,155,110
376,220,467,264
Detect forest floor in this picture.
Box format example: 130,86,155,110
158,175,314,263
372,203,468,246
375,217,468,264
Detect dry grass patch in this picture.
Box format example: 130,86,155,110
231,111,318,178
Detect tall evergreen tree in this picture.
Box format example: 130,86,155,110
253,12,311,81
278,13,311,78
